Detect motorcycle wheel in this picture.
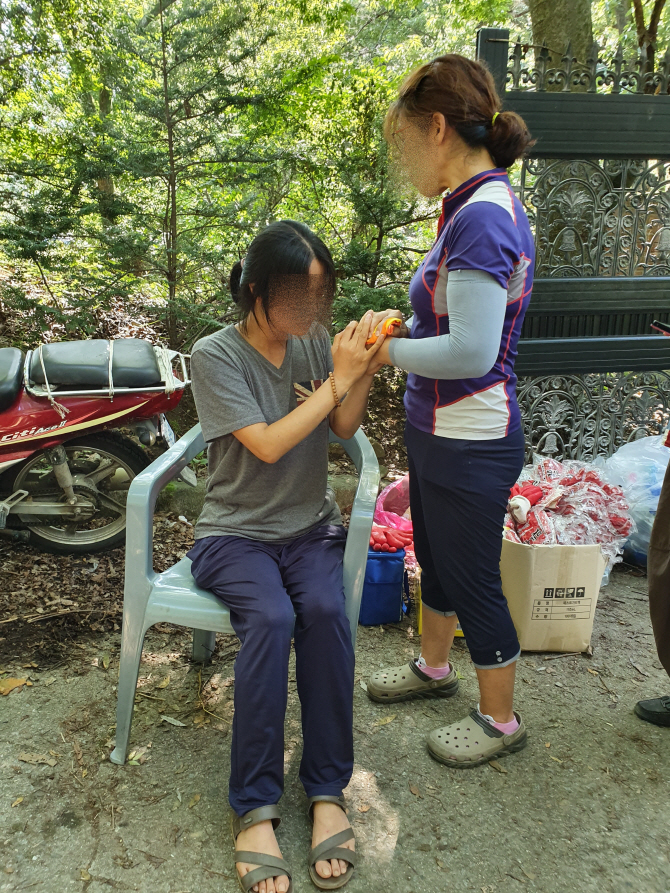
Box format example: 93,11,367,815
8,432,149,555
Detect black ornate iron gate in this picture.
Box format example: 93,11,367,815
477,29,670,461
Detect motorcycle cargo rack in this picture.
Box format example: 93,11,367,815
24,340,190,405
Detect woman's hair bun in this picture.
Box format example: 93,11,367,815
486,110,535,169
229,260,243,304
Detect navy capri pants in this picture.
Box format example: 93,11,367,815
406,421,524,669
187,523,354,816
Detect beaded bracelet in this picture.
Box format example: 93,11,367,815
329,372,342,407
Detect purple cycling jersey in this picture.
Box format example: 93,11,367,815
405,168,535,440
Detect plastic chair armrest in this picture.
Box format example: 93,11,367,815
329,428,380,643
125,424,205,586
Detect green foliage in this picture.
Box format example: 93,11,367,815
2,0,655,350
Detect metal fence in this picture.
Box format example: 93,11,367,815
477,29,670,460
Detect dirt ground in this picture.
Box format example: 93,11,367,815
1,550,669,893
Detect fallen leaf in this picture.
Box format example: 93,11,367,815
22,662,38,669
550,756,563,763
0,678,27,696
18,753,57,767
157,676,171,689
374,714,396,727
409,783,423,798
188,794,201,808
629,659,650,677
587,668,599,676
140,850,165,867
522,867,536,880
359,680,368,692
101,653,111,670
357,804,370,813
160,715,186,727
488,759,508,774
80,869,91,881
43,677,57,686
72,738,83,766
545,742,551,748
11,797,23,807
193,713,205,725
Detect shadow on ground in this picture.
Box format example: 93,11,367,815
0,565,668,893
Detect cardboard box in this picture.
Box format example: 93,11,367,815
500,539,606,653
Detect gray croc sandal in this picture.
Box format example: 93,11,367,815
232,805,293,893
307,795,356,890
367,660,459,703
427,709,527,768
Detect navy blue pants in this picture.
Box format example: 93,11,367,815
406,421,524,669
187,524,354,816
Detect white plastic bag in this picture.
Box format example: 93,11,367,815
600,435,670,566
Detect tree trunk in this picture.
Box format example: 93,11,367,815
96,83,116,224
159,0,179,349
527,0,593,64
633,0,667,74
616,0,632,34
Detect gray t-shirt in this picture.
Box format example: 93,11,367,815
190,324,342,542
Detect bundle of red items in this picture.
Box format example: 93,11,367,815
369,526,413,553
374,474,417,567
504,456,633,574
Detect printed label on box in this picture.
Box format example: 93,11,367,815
532,597,592,621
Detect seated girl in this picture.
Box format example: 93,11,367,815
187,220,385,893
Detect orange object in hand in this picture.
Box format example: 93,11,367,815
366,317,402,345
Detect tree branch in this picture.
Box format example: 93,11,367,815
650,0,667,35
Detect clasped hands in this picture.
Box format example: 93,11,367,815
331,309,407,391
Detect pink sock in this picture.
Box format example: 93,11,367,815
477,705,519,734
415,655,451,679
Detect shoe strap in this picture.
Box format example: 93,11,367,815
408,659,432,682
468,709,504,739
235,854,292,892
309,829,357,867
233,804,281,839
307,795,346,821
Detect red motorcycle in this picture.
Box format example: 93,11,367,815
0,338,191,554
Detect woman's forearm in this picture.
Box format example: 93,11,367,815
233,379,339,463
388,270,507,380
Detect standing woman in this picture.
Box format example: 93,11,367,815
365,55,536,767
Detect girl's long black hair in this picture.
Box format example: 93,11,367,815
230,220,336,333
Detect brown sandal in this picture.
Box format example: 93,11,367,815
232,805,293,893
307,795,356,890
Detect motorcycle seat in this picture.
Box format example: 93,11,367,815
0,347,24,412
29,338,163,390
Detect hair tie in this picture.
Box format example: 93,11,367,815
491,112,500,126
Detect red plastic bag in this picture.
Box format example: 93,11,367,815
374,475,416,566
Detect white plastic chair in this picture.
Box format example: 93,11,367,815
110,424,380,765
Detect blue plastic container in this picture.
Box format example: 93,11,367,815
359,548,406,626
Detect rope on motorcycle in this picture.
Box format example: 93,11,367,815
107,339,115,401
37,344,70,420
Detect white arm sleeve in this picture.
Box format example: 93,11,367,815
388,270,507,380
